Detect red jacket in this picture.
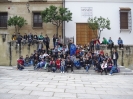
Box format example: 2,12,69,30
56,59,61,69
94,39,100,44
76,49,80,55
17,59,24,65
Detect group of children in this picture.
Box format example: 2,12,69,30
17,41,119,75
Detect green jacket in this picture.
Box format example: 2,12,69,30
102,38,108,44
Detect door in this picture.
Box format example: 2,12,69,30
76,23,97,45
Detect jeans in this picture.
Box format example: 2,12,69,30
53,42,56,48
113,59,117,67
119,44,123,49
35,62,45,69
24,62,30,66
60,66,65,72
85,64,90,72
52,67,56,72
110,66,118,74
44,62,49,69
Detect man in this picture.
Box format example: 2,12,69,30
44,34,50,53
111,49,119,67
28,33,33,45
68,40,72,54
118,37,123,49
17,33,23,46
70,42,76,56
90,39,94,51
33,33,38,44
37,41,43,53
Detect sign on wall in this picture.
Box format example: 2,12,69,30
81,7,93,18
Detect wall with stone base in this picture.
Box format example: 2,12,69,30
101,45,133,70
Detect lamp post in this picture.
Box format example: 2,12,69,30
9,41,12,66
121,48,124,66
26,2,30,13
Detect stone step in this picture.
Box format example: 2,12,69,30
120,68,132,72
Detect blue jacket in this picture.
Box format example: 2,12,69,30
108,40,113,44
118,39,123,45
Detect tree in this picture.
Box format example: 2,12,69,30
41,5,72,36
8,16,27,34
88,16,111,38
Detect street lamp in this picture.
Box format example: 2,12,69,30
121,48,124,66
26,2,30,13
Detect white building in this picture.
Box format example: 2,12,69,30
65,0,133,45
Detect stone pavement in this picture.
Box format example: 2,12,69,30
0,66,133,99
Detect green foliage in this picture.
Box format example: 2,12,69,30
41,5,72,35
88,16,111,38
8,16,27,34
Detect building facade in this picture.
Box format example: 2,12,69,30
65,0,133,45
0,0,63,65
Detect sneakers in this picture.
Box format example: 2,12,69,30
109,74,112,76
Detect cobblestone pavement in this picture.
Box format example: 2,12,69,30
0,66,133,99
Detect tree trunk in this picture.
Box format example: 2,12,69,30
56,26,59,36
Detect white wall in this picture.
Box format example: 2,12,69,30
65,1,133,45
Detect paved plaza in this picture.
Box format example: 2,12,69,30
0,66,133,99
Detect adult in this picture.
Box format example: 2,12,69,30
70,42,76,56
118,37,123,49
68,40,72,54
111,49,119,67
44,34,50,53
58,35,63,47
53,34,56,48
33,33,38,44
37,41,43,53
17,33,22,45
28,33,33,45
23,33,28,44
90,39,94,51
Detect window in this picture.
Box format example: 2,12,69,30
120,12,128,29
119,7,132,31
33,12,42,27
0,13,8,28
0,0,8,2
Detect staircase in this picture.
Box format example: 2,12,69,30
12,65,133,75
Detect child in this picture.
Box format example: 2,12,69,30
60,58,65,73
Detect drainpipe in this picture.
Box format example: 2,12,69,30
62,0,65,44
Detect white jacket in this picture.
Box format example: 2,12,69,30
101,62,107,69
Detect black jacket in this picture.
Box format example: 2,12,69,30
111,52,119,60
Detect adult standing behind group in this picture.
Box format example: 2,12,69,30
44,34,50,53
118,37,123,49
111,49,118,67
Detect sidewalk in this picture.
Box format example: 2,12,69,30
0,66,133,99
